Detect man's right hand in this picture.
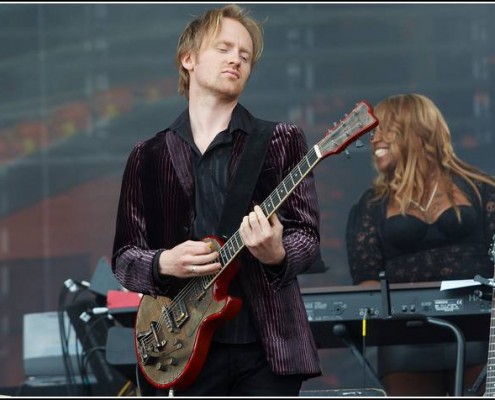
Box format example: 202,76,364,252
158,240,221,278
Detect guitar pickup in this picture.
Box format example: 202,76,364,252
171,301,189,326
193,280,206,301
162,301,189,332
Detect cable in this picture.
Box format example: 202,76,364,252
80,344,107,395
332,322,382,389
65,278,91,293
58,278,91,395
135,363,143,396
361,308,368,388
82,345,106,382
78,313,110,393
58,283,77,395
467,363,487,396
117,379,134,396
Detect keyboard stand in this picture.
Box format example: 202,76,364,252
332,322,383,389
379,271,466,397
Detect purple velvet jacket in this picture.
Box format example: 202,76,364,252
112,105,322,377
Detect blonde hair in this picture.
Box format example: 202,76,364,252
372,93,495,215
176,4,264,98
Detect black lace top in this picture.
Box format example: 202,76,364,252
346,175,495,284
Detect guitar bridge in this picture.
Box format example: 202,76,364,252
136,321,167,365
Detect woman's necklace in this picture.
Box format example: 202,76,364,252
409,180,439,212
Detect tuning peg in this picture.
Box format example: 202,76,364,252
344,149,351,159
355,139,364,148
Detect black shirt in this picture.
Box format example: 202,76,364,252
171,105,259,344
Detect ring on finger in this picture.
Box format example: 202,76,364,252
192,265,196,273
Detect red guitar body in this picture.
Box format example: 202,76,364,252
134,236,242,391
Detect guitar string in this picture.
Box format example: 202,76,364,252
140,147,319,349
141,250,230,349
138,140,366,350
140,277,206,349
486,245,495,395
139,152,317,349
140,202,275,348
140,279,197,343
144,250,227,346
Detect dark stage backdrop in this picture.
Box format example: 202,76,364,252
0,2,493,395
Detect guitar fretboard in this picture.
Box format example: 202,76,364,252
203,146,321,289
484,237,495,396
486,287,495,396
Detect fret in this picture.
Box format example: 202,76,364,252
260,202,269,216
484,236,495,396
300,157,311,175
291,166,301,182
287,173,296,188
307,148,319,166
219,251,228,267
272,187,282,204
222,246,232,262
487,297,495,395
226,239,235,256
264,198,274,214
233,232,242,250
282,177,292,194
277,185,287,202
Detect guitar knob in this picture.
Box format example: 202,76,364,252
164,357,177,366
155,362,167,371
173,338,183,349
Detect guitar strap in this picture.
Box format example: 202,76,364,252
217,121,275,238
217,121,327,274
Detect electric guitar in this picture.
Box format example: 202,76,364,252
134,100,379,391
484,234,495,396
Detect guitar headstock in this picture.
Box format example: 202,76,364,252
316,100,379,158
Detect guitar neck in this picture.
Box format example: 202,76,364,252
260,146,321,219
484,237,495,396
205,145,321,288
485,285,495,395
